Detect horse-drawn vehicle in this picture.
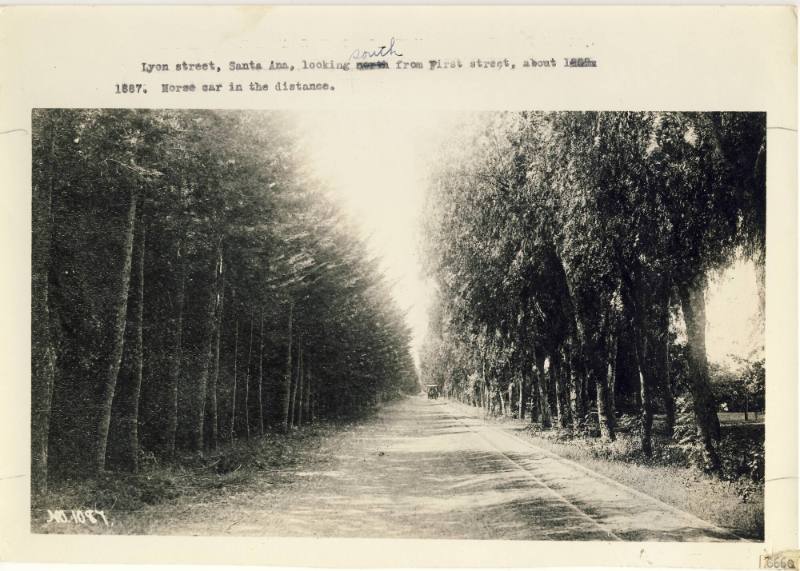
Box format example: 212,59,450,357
426,384,440,399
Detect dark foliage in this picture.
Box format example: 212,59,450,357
31,109,418,490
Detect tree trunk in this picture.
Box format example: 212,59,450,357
642,279,675,441
481,356,488,415
556,254,587,432
209,275,225,451
528,366,540,423
595,335,616,441
165,237,184,459
192,243,222,454
310,371,317,423
545,358,559,421
636,343,655,458
679,276,721,472
95,188,139,473
230,319,239,442
548,355,559,422
288,349,296,427
534,351,552,429
755,255,766,335
594,325,617,442
205,245,224,451
281,301,294,433
111,208,146,472
31,174,56,493
566,336,587,432
654,298,675,439
628,302,655,458
554,349,573,429
257,306,265,436
243,311,254,439
304,368,312,424
291,337,303,428
129,219,146,468
297,342,305,426
595,365,615,441
621,271,671,454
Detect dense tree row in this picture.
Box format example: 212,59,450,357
421,112,765,472
32,109,417,493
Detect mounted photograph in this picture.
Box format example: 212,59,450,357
31,109,766,542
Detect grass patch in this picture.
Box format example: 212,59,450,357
718,411,764,424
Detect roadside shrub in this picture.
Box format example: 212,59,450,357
718,432,765,483
671,396,708,469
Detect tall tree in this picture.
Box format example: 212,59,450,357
281,301,294,432
31,110,60,493
109,205,147,471
95,185,140,472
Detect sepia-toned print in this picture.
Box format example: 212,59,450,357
31,109,765,542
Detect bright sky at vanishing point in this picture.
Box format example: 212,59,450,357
295,110,762,370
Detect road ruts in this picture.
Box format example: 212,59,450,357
141,395,740,541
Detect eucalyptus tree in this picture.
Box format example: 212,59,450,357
423,113,576,427
525,112,762,463
647,112,765,469
421,110,764,468
532,112,682,449
32,109,82,490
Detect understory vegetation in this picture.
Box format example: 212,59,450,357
420,112,766,535
33,419,346,533
31,110,418,499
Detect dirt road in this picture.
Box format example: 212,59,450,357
139,396,737,541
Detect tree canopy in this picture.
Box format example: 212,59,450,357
421,111,765,472
31,109,418,490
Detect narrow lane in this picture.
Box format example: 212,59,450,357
156,396,738,541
